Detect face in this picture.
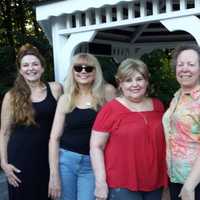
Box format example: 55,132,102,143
20,55,44,82
176,49,200,91
119,71,148,102
73,58,96,86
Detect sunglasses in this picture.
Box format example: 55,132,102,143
73,64,95,73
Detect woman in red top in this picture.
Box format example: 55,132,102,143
90,58,168,200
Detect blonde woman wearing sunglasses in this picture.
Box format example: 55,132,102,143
48,53,115,200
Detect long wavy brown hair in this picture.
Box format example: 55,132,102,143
10,43,46,125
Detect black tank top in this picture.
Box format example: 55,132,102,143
60,107,97,155
8,82,57,164
7,83,57,200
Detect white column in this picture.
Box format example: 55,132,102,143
161,15,200,46
51,17,67,83
52,29,96,83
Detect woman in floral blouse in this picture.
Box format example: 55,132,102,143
163,44,200,200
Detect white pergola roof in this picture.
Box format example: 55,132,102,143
35,0,200,82
36,0,200,44
36,0,134,20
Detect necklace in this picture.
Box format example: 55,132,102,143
85,102,92,107
120,97,149,125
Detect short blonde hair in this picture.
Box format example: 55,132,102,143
116,58,149,83
63,53,105,112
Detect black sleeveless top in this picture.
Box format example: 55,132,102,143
8,83,56,144
7,83,57,200
60,107,97,155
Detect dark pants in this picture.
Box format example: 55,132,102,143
169,182,200,200
108,188,163,200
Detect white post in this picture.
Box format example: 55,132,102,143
52,30,96,83
95,8,101,25
51,17,67,83
153,0,159,16
128,1,134,19
117,4,123,21
86,10,92,26
166,0,172,13
106,6,112,23
75,12,81,27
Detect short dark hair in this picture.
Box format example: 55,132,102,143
171,43,200,71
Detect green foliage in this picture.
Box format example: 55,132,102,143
0,46,16,99
0,0,54,106
141,49,179,107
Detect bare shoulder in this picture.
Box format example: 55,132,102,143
57,94,66,104
104,83,117,101
48,82,63,100
2,91,12,107
56,94,67,113
1,91,13,124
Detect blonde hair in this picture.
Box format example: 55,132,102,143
63,53,105,112
115,58,149,94
116,58,149,82
10,43,46,125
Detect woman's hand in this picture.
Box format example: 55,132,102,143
2,163,21,187
179,185,195,200
95,181,108,200
48,174,61,200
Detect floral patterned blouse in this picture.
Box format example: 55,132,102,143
163,85,200,183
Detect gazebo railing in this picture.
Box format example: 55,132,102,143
56,0,200,35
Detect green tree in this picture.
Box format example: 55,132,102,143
0,0,54,105
141,49,179,107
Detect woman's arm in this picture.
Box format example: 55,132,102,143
90,131,109,200
179,155,200,200
48,95,66,199
49,82,63,100
0,92,21,187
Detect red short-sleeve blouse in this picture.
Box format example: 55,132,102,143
92,98,168,191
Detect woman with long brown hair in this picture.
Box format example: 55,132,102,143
0,43,62,200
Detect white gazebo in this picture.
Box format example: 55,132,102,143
35,0,200,83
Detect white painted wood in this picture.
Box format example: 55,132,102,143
85,10,92,26
51,18,68,82
58,8,200,35
37,0,200,44
180,0,186,10
153,0,159,16
35,0,200,81
166,0,172,13
95,9,101,24
36,0,134,21
128,2,134,19
195,0,200,8
117,4,123,21
66,15,72,29
56,31,96,83
75,12,81,27
140,0,145,17
106,6,112,23
161,15,200,45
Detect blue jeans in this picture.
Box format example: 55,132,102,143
59,148,95,200
108,188,163,200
